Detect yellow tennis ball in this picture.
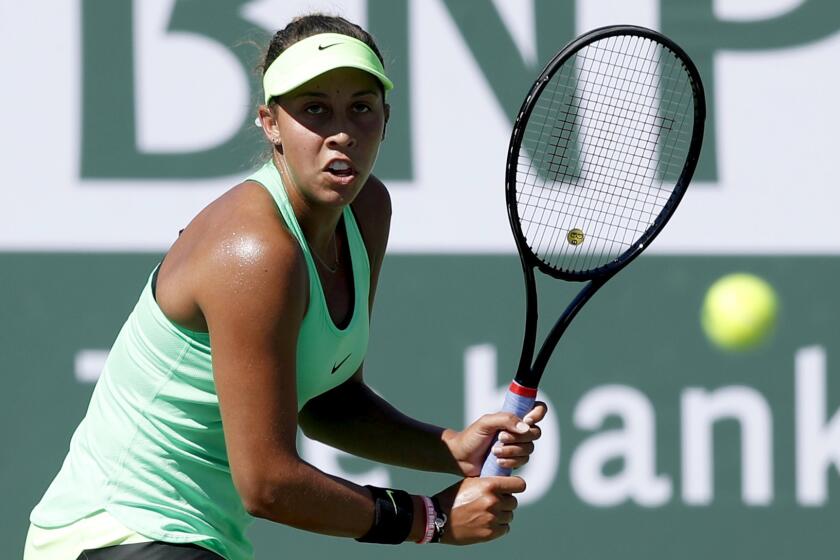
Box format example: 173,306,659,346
701,273,778,351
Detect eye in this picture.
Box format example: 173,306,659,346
304,103,327,115
352,102,372,113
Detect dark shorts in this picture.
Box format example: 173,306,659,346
77,541,224,559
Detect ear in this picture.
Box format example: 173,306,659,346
257,105,282,146
382,103,391,140
257,105,285,153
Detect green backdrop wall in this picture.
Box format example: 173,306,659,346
4,254,839,558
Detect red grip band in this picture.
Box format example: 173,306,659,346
509,381,538,398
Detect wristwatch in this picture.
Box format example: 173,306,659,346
430,496,448,543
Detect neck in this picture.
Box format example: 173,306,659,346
273,154,342,257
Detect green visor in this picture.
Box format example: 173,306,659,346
263,33,394,104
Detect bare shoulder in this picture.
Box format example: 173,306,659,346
351,174,392,267
158,180,308,333
196,181,307,320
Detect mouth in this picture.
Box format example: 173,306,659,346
324,159,358,181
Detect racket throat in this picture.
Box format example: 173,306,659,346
531,277,607,380
514,263,540,386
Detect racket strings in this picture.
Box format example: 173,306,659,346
543,36,672,270
551,37,690,272
518,40,664,266
566,37,678,270
515,34,696,275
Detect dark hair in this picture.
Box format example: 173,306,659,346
261,14,385,104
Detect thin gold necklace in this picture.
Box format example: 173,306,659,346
312,234,339,274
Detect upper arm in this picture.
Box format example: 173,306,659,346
194,219,308,504
351,174,392,311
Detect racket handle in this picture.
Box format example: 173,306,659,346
479,382,537,477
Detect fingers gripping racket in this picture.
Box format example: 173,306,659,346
480,25,706,477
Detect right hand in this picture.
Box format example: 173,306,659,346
433,476,526,545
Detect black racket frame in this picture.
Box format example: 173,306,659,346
507,25,706,389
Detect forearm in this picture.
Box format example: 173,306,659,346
299,380,462,474
246,457,427,542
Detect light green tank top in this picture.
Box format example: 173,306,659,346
29,160,370,560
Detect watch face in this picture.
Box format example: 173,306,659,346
431,511,447,543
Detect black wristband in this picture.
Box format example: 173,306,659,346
356,485,414,544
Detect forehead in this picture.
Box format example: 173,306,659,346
285,67,382,97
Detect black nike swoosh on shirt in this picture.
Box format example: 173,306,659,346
318,43,341,50
331,354,352,374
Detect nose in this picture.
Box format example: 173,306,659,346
326,129,357,150
326,112,357,149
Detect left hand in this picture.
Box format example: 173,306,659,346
445,401,548,477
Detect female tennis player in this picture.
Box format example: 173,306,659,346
25,14,547,560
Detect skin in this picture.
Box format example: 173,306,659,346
153,64,547,544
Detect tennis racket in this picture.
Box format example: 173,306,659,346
480,25,706,477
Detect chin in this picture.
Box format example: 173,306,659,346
319,174,368,205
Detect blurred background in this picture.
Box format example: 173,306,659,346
2,0,839,558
